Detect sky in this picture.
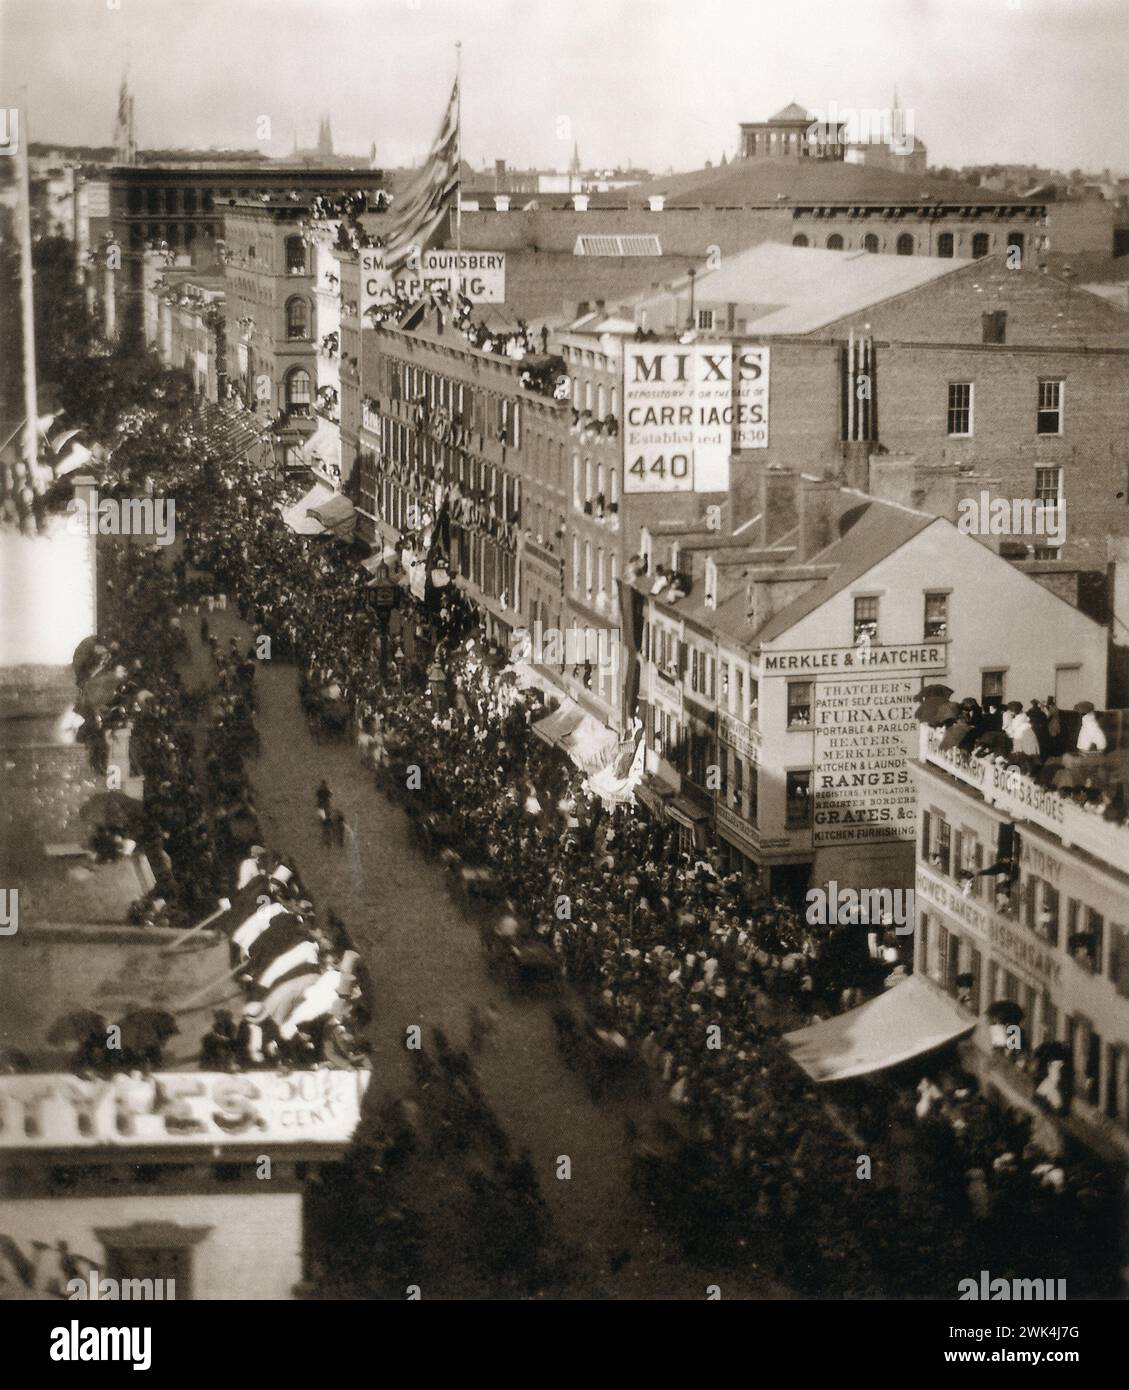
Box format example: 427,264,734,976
1,0,1127,175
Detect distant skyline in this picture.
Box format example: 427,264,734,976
2,0,1127,176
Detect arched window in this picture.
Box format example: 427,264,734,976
285,235,307,275
863,233,879,253
826,233,844,250
285,367,312,415
896,233,915,256
937,232,954,258
286,297,309,340
972,233,991,258
792,233,809,247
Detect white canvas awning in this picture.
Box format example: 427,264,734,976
278,482,335,535
531,698,583,747
559,712,619,773
782,976,975,1083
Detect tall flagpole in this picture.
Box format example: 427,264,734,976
455,41,463,298
17,91,39,476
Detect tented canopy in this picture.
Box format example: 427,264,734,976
559,712,619,773
782,976,975,1084
586,736,645,805
531,698,584,747
278,482,335,535
308,493,356,539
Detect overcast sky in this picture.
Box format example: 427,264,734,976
2,0,1126,174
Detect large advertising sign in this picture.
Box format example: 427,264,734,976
812,676,921,846
0,1071,370,1150
622,344,770,494
360,249,505,316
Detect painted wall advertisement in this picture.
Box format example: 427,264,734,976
0,1071,370,1150
622,343,770,494
360,249,505,315
812,676,922,846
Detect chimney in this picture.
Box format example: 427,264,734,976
494,194,511,212
760,468,798,548
797,475,845,562
572,193,589,212
495,158,506,180
576,300,590,317
647,194,665,212
595,299,605,312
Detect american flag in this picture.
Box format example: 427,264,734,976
378,79,459,274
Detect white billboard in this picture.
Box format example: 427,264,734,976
622,342,770,493
360,249,505,317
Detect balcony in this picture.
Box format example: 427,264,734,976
919,726,1129,865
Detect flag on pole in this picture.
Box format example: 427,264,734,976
375,79,459,275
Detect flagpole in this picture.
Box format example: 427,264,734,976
455,41,463,298
17,90,39,475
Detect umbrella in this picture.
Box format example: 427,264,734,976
915,684,954,700
940,720,973,752
79,790,146,832
1034,1040,1071,1063
46,1009,107,1044
1073,701,1095,714
915,695,957,724
975,731,1011,755
80,669,125,711
986,1000,1024,1025
118,1009,179,1055
72,636,108,684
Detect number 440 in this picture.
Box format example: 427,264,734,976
628,454,689,481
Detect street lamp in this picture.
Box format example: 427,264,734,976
687,267,697,331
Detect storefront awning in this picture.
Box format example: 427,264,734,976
278,481,335,535
559,712,619,774
782,976,976,1084
586,736,646,806
308,493,356,539
531,698,584,747
667,795,710,830
635,771,677,816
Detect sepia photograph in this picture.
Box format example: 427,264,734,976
1,0,1127,1351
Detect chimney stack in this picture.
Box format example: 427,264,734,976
760,467,798,548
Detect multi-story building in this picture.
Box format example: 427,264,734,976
356,312,570,649
911,718,1129,1162
629,242,1129,576
100,163,384,344
631,480,1109,901
457,157,1067,268
222,199,321,471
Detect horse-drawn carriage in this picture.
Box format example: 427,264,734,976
299,674,351,739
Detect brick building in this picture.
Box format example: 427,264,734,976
99,163,384,344
222,199,322,470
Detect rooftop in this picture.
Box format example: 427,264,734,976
646,240,975,335
586,156,1037,209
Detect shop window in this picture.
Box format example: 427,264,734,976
787,681,812,727
924,591,949,639
785,771,811,828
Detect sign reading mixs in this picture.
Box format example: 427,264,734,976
360,249,506,315
0,1071,370,1149
622,343,770,494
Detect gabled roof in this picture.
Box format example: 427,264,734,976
754,498,936,644
767,102,812,124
